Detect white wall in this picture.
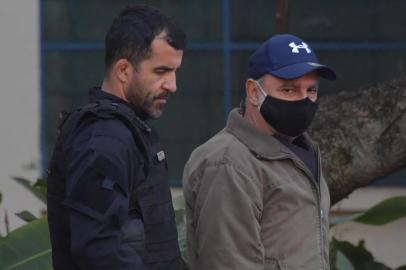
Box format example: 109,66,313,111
0,0,43,235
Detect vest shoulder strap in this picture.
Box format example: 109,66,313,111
56,100,151,167
54,99,152,219
90,100,151,168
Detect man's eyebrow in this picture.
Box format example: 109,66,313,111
153,65,174,71
279,82,296,88
279,81,319,88
308,82,319,89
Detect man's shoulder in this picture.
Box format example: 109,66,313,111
65,100,149,145
64,113,139,155
85,115,135,143
183,126,264,201
92,117,134,139
184,128,254,177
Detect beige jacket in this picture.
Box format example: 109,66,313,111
183,109,330,270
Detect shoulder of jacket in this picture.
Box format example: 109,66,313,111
64,116,136,156
88,117,133,142
185,130,258,182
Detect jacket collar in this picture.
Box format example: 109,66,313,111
225,108,315,159
89,87,127,105
88,87,151,120
88,87,152,132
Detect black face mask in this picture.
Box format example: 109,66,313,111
257,84,318,137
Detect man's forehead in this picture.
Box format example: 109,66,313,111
140,36,183,69
282,77,319,85
150,35,183,54
151,31,173,49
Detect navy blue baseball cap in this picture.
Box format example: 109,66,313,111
248,34,336,80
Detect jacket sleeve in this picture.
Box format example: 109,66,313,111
186,162,264,270
64,133,147,270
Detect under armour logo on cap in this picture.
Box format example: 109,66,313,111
247,34,336,80
289,42,311,54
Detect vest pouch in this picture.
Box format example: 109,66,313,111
121,218,146,258
144,238,180,264
134,162,180,264
138,181,172,207
137,164,173,226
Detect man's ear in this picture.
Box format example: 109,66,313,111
113,59,132,83
246,79,261,107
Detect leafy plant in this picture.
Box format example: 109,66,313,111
1,178,190,270
173,195,188,269
15,211,38,223
0,218,52,270
11,177,47,204
330,196,406,270
6,175,406,270
330,238,391,270
354,196,406,225
8,178,47,223
0,178,51,269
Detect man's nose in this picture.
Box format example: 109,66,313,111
299,89,308,99
163,73,177,93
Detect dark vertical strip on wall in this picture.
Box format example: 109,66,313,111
222,0,232,120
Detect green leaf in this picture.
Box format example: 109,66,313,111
330,213,363,227
355,196,406,225
0,191,2,205
15,211,38,223
173,195,185,211
172,195,188,269
10,177,46,204
32,179,47,199
396,266,406,270
0,218,52,270
336,250,354,270
332,238,391,270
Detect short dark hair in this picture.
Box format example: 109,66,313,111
104,5,187,70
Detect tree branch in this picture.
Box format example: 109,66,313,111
309,76,406,205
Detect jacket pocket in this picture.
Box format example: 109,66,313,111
264,258,282,270
121,218,146,258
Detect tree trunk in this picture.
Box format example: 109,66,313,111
309,76,406,205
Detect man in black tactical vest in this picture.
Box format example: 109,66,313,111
47,5,186,270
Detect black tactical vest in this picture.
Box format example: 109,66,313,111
47,99,180,269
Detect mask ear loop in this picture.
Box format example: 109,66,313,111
254,80,267,109
255,80,267,97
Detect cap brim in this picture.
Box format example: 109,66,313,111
271,62,337,80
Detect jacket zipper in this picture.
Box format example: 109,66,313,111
291,156,325,270
258,151,326,269
315,148,326,270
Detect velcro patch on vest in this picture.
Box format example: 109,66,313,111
156,150,165,162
